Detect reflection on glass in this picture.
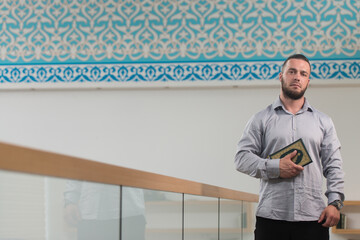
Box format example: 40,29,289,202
121,186,146,240
143,189,182,240
0,169,258,240
219,199,242,240
184,194,218,240
242,201,257,240
63,180,121,240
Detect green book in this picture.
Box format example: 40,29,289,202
269,139,313,167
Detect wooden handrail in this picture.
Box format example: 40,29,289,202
0,141,258,202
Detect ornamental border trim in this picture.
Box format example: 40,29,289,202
0,60,359,89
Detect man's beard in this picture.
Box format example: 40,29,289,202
281,79,307,100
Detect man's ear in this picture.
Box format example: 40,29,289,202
279,72,283,82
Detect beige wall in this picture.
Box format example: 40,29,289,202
0,85,358,199
0,84,358,240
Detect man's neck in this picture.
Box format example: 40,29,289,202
279,93,305,114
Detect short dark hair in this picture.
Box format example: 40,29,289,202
282,54,311,73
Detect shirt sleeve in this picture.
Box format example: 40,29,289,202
320,118,345,203
234,115,280,180
63,180,82,205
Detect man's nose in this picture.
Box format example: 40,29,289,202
294,72,301,81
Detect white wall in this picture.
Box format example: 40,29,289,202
0,85,359,201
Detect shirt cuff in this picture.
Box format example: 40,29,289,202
327,192,344,205
265,158,280,179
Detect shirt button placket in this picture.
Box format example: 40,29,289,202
292,115,296,141
292,114,298,220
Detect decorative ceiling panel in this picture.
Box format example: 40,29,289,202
0,0,359,88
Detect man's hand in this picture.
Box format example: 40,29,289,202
279,150,304,178
318,205,340,227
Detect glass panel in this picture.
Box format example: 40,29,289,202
0,170,46,240
121,186,146,240
62,179,120,240
47,176,76,240
143,189,182,240
0,170,121,240
242,201,257,240
184,194,218,240
219,199,242,240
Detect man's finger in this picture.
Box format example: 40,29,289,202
288,150,304,171
288,150,297,159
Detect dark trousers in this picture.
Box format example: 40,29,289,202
255,216,329,240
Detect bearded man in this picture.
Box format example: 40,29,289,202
234,54,345,240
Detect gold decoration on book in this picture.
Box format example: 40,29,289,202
269,139,313,167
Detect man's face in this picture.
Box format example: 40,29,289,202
279,59,310,100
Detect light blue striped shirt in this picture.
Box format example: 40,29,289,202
235,97,345,221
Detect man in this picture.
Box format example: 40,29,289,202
234,54,345,240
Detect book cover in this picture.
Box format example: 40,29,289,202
269,139,313,167
336,213,346,229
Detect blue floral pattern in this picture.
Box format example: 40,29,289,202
0,0,359,87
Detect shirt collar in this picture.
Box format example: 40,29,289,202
272,96,313,113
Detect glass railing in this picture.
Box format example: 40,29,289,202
0,170,257,240
0,142,258,240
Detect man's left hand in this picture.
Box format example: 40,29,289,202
318,205,340,227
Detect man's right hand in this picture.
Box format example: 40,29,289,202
279,150,304,178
